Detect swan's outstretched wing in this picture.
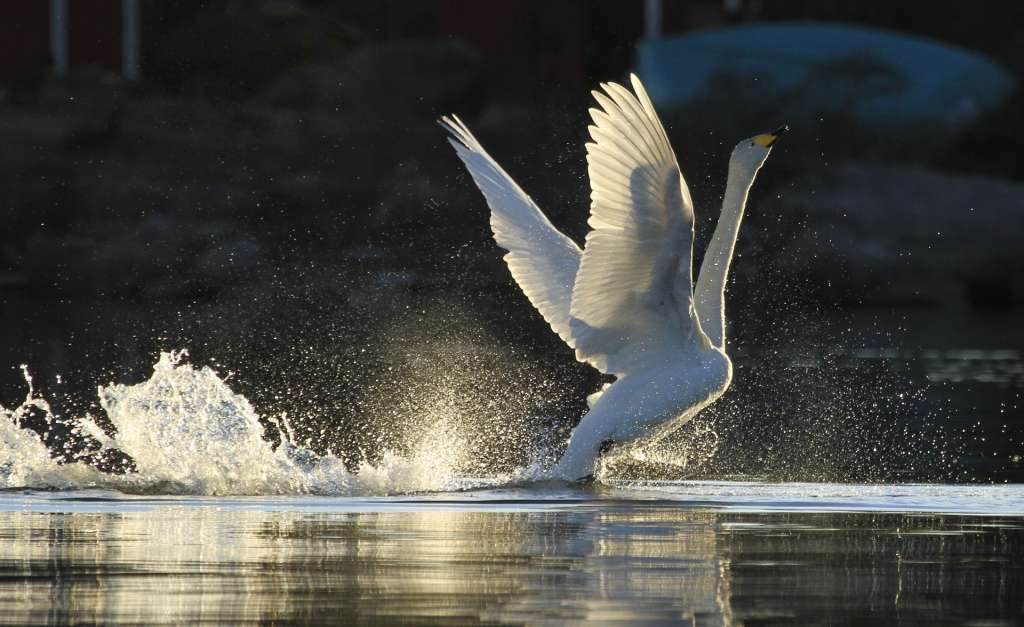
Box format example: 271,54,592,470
441,115,582,348
569,75,710,374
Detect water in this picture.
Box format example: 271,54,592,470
5,344,1023,493
2,341,1023,623
1,351,503,496
1,486,1022,625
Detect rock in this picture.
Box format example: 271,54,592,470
259,63,345,110
21,214,264,298
337,39,482,115
765,164,1024,308
257,39,482,115
148,1,358,95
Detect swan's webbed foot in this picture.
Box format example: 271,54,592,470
571,439,617,484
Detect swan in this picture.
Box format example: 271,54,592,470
441,74,783,481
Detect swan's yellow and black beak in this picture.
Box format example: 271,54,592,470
753,125,789,148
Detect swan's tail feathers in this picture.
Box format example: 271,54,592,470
440,114,584,352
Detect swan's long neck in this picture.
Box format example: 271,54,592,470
694,158,761,350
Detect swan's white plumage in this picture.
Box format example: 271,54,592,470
440,115,582,350
570,76,709,374
441,74,777,480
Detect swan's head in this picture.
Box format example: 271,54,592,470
730,126,788,174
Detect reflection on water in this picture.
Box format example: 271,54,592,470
0,495,1021,625
921,349,1024,387
843,348,1024,387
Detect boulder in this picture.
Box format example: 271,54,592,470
337,39,481,115
764,164,1024,308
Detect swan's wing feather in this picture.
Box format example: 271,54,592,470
441,115,582,349
569,75,708,374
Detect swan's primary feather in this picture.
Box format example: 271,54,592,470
440,115,582,350
569,75,709,374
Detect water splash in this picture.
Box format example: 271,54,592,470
4,343,958,493
595,418,721,481
1,366,106,488
1,351,516,495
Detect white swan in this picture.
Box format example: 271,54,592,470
442,74,783,481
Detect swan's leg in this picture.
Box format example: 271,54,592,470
552,361,721,481
551,404,612,481
551,380,633,481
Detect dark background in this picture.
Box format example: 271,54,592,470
2,1,1022,481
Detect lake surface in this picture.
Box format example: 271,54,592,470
2,482,1022,626
2,312,1022,624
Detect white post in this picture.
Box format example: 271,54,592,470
644,0,662,40
122,0,141,81
49,0,69,78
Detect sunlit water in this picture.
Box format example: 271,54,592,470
2,351,1023,623
1,351,524,496
1,486,1021,625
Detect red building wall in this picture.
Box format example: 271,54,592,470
0,4,51,81
70,0,122,71
0,1,120,81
